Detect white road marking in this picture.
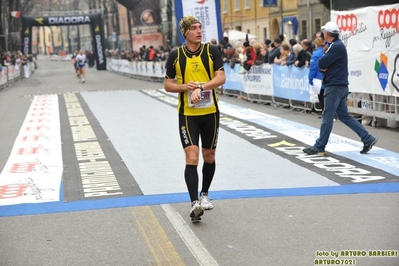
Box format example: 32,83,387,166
161,204,219,266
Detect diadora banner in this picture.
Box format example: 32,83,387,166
21,13,106,70
174,0,223,45
331,3,399,96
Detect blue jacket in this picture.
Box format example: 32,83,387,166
318,37,349,87
308,46,324,86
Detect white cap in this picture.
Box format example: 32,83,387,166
321,21,340,34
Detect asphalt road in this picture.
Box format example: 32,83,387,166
0,59,398,266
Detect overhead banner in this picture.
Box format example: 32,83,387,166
174,0,222,45
331,3,399,96
21,13,106,70
116,0,161,26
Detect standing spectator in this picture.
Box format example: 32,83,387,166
146,46,155,61
164,15,226,222
303,21,378,156
308,37,326,115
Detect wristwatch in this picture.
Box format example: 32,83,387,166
197,83,204,92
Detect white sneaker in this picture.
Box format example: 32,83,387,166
190,200,204,222
82,79,85,83
200,192,213,210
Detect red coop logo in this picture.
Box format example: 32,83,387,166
336,14,358,34
378,8,399,31
0,184,28,199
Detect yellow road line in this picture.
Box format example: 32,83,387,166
131,206,185,266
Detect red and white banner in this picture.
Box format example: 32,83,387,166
0,95,62,206
331,4,399,96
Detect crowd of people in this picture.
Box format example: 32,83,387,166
0,50,38,74
105,45,172,63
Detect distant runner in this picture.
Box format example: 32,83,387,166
75,50,87,83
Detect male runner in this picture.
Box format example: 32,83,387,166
164,16,226,222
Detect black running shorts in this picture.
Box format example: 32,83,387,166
178,111,219,149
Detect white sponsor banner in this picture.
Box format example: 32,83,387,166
180,1,220,44
243,64,273,95
331,4,399,51
348,50,393,95
331,4,399,97
0,95,62,206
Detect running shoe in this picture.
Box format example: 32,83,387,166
190,200,204,223
302,147,326,156
200,192,213,210
360,138,378,154
82,79,85,83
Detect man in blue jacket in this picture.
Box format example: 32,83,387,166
303,21,377,155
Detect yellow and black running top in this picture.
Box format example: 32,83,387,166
165,43,224,116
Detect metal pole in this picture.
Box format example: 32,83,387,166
308,0,312,39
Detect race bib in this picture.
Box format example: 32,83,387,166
188,90,213,108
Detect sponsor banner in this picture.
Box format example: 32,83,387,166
347,49,399,97
272,65,313,102
21,14,106,70
331,4,399,97
0,95,62,206
116,0,161,26
243,64,273,95
174,0,222,44
223,63,245,91
331,4,399,51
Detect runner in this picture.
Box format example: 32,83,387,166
164,15,226,222
71,50,79,77
75,50,87,83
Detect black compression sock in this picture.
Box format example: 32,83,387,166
201,161,215,193
185,165,199,202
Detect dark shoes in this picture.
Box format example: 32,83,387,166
302,147,326,156
360,138,378,154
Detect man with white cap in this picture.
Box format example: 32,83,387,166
303,21,377,156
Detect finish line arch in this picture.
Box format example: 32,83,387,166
21,13,106,70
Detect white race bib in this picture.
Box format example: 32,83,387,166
188,90,214,108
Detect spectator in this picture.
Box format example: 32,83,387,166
268,37,282,63
309,37,326,114
286,44,302,66
242,41,257,72
146,46,156,61
285,39,298,66
274,43,290,65
255,46,268,65
295,39,312,68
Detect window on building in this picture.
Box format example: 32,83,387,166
301,20,307,40
315,18,321,36
223,0,228,13
263,27,268,39
236,26,242,32
245,0,250,9
234,0,240,11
